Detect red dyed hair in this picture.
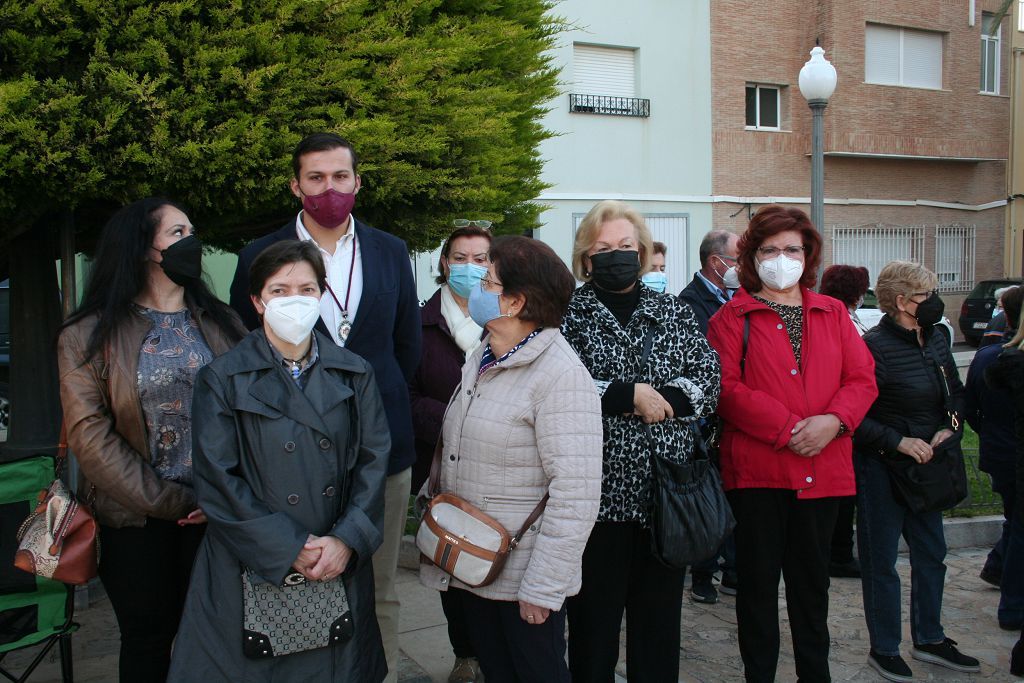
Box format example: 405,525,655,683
737,205,823,292
819,265,870,308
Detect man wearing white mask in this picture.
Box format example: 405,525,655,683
678,230,740,334
678,229,741,604
229,133,421,683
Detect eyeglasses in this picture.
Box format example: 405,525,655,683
910,289,938,299
756,245,805,258
716,254,738,263
453,219,493,229
480,275,503,290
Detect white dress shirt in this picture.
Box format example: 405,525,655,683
295,211,363,346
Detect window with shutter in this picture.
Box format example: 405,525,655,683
865,24,943,89
573,45,636,97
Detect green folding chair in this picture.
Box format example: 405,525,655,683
0,455,77,683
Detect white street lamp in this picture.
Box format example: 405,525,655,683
798,45,837,284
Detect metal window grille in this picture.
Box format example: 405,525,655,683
568,94,650,118
831,224,926,286
934,224,976,292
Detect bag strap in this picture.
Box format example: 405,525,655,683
931,343,961,431
740,315,750,377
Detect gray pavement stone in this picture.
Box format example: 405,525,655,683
5,548,1020,682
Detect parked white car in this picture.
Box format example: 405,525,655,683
857,289,954,348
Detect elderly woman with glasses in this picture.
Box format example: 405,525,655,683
853,260,980,681
705,205,877,682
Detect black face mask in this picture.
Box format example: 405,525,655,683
157,235,203,286
913,291,945,327
589,249,641,291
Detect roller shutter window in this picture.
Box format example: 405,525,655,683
865,24,943,89
573,45,636,97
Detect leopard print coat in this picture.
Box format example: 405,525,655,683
562,283,720,523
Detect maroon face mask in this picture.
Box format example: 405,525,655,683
302,188,356,229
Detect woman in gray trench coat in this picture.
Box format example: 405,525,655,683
169,240,390,682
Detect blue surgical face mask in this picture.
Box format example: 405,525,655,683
468,281,506,327
447,262,488,299
641,271,668,293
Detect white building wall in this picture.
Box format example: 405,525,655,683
533,0,714,295
412,0,714,301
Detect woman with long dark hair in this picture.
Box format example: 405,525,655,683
57,197,244,681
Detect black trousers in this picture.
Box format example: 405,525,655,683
830,496,856,564
455,588,569,683
440,586,476,658
98,518,204,683
728,489,839,683
567,521,685,683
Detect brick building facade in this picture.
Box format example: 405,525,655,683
710,0,1012,339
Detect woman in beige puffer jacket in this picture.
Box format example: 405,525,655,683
420,236,602,683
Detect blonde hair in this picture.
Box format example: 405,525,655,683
571,200,653,281
874,260,939,317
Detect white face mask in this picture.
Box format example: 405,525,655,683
722,265,740,290
757,254,804,292
261,295,321,345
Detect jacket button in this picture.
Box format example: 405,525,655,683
323,485,336,497
287,494,300,505
805,476,813,483
777,323,783,330
790,369,798,375
449,454,456,461
284,441,296,453
319,438,331,450
466,389,472,396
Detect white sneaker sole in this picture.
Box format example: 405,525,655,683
867,655,913,683
911,648,981,673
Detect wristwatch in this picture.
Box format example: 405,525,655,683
835,419,849,438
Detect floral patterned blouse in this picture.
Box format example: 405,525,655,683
136,307,214,484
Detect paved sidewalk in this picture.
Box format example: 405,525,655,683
6,547,1020,681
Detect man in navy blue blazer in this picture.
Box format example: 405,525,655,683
229,133,421,682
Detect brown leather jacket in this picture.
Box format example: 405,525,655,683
57,306,242,527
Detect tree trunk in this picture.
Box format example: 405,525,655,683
1,221,62,461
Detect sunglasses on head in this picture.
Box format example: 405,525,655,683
453,219,493,230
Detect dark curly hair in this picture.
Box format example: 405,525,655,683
737,205,822,292
820,265,870,308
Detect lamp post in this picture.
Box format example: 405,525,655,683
798,45,838,284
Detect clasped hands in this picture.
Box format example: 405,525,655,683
632,383,673,424
788,414,841,457
294,534,352,582
897,429,953,464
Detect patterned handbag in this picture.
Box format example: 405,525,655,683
241,567,354,659
14,426,100,585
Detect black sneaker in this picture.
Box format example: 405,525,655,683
1011,637,1023,676
690,574,718,604
719,572,738,596
911,638,980,673
980,566,1002,588
867,650,913,683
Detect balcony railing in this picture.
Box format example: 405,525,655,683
569,93,650,118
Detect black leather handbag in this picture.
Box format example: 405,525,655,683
638,327,735,569
883,357,968,514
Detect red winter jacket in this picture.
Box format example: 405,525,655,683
706,287,878,498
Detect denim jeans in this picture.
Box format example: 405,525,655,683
984,462,1017,577
855,453,947,655
1001,512,1024,626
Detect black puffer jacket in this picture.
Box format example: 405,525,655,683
985,346,1024,517
854,315,965,458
